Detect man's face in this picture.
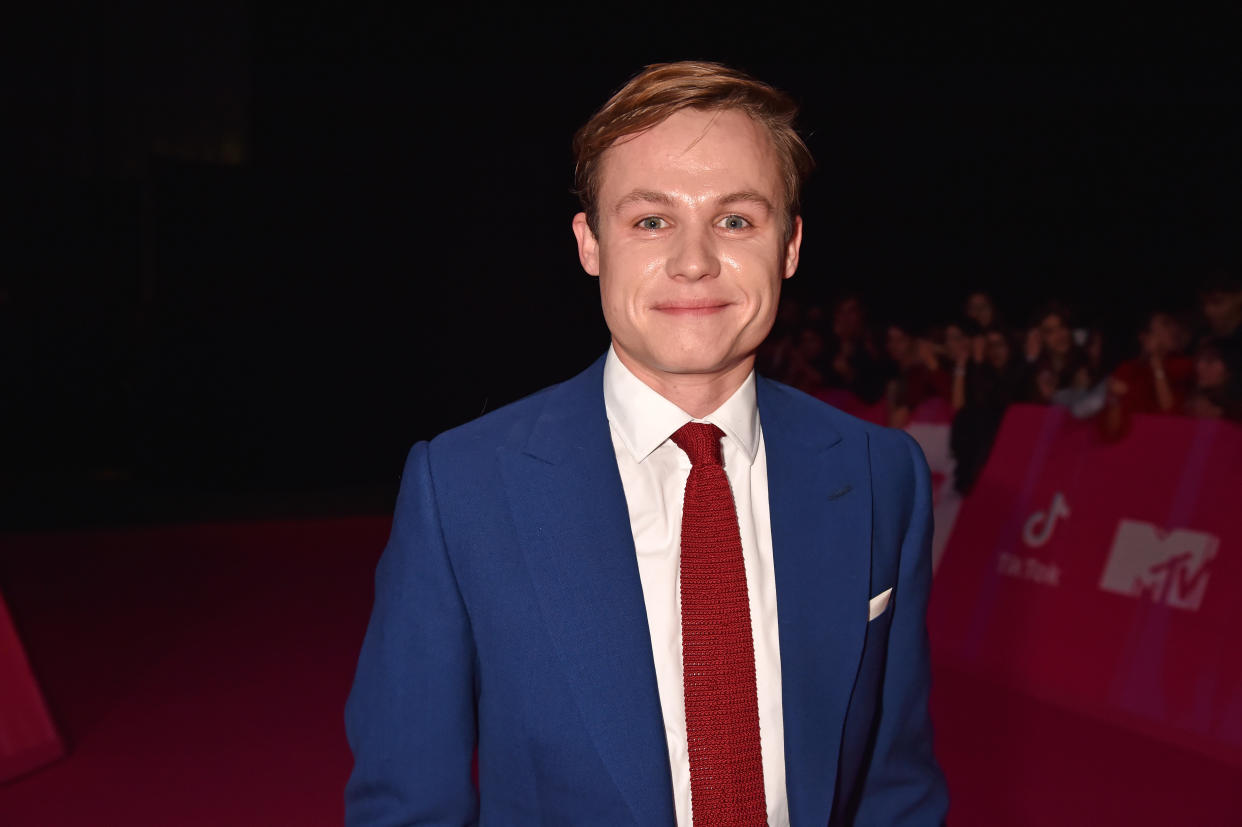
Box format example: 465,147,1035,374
573,108,801,384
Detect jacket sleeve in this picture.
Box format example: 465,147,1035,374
851,431,949,826
345,441,479,826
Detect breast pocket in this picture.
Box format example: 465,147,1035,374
837,586,897,805
856,587,896,701
867,587,893,622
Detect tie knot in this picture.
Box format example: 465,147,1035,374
670,422,726,467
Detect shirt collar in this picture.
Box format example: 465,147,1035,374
603,345,761,465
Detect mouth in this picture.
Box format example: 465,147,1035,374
652,299,731,316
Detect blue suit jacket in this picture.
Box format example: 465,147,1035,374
345,355,948,825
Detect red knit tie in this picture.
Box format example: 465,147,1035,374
671,422,767,826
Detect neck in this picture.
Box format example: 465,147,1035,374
612,345,753,419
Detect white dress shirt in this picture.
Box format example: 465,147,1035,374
603,347,788,827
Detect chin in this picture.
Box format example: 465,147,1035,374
653,346,738,377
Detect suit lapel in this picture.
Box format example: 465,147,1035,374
758,377,872,825
498,359,674,825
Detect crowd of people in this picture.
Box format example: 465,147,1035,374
758,271,1242,494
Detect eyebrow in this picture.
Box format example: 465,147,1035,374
717,191,775,212
612,189,675,215
611,189,775,215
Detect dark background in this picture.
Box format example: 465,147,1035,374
4,4,1240,529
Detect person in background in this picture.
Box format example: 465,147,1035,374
884,321,950,429
823,294,887,405
1047,323,1113,419
951,326,1024,494
756,297,802,380
945,319,977,413
964,290,998,331
783,323,828,395
1197,270,1242,348
1083,327,1107,381
1101,311,1195,439
1022,303,1091,403
1185,337,1242,421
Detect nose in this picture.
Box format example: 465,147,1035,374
666,224,720,281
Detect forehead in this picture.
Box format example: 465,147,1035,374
595,108,782,202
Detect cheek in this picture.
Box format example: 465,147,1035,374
598,256,654,310
595,274,632,327
739,274,783,334
729,249,784,294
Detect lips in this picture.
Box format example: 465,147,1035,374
652,299,731,315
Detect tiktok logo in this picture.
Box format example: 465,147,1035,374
995,492,1070,586
1023,492,1071,548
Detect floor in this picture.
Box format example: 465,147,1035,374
1,516,1238,825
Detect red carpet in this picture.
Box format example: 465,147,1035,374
0,517,389,826
1,517,1239,824
931,665,1242,825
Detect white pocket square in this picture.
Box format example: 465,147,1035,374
868,587,893,621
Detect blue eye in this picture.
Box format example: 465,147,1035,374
719,215,750,230
637,217,667,230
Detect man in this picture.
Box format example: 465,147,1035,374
346,61,947,825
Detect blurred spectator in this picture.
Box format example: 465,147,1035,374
1185,337,1242,421
964,291,998,330
823,295,887,404
1101,312,1195,439
1022,303,1092,403
945,319,976,413
784,324,828,395
1197,270,1242,347
884,321,950,429
1050,325,1112,419
950,326,1024,494
758,278,1239,490
758,298,802,379
1083,327,1107,378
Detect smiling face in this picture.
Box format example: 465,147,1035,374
572,108,802,394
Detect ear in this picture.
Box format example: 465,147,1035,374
572,212,600,277
783,215,803,280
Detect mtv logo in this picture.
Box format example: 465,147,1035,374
1099,520,1219,610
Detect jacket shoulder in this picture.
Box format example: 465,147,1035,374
758,377,926,479
759,375,915,440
